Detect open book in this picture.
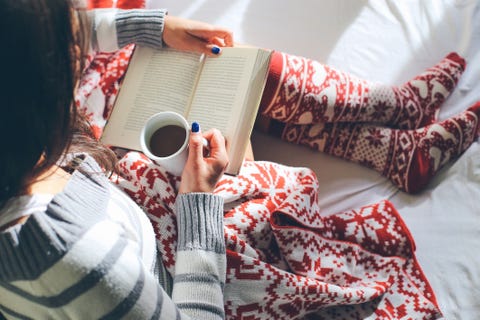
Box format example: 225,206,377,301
101,46,272,175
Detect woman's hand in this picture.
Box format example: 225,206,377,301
163,16,234,56
179,125,229,194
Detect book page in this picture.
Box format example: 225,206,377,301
187,48,257,136
186,48,271,175
227,49,271,173
101,48,202,150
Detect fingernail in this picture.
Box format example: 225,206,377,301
191,121,200,133
211,46,221,55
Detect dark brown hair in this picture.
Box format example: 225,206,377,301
0,0,116,206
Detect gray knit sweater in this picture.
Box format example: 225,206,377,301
0,156,226,319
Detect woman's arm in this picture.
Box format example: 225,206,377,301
0,207,224,320
87,8,233,55
172,125,229,318
173,193,226,319
75,210,224,320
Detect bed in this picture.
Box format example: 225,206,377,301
151,0,480,319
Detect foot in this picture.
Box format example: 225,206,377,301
388,101,480,193
388,52,466,129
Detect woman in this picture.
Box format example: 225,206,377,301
0,1,230,319
2,1,480,319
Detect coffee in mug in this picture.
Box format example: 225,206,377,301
149,124,187,157
140,111,190,176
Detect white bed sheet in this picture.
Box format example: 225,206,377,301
151,0,480,318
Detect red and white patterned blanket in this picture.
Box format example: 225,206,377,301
77,1,442,318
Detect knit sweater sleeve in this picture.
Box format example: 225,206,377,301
173,193,226,319
87,8,167,52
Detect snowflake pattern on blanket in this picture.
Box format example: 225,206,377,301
76,1,443,318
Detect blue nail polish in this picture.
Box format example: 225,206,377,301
211,46,221,55
191,121,200,133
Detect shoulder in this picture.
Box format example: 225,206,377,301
0,156,114,281
0,157,167,319
0,217,155,319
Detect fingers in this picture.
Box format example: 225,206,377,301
202,129,228,160
187,127,206,162
221,31,234,47
179,125,228,194
187,126,228,167
181,36,222,57
163,15,234,56
211,36,228,47
188,28,234,48
181,32,232,56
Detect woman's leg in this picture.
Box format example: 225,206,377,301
260,51,466,129
280,102,480,193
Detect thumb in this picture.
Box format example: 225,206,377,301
187,122,204,161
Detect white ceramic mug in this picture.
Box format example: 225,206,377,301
140,111,190,176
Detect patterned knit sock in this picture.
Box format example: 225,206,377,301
281,102,480,193
87,0,113,8
260,51,466,129
116,0,145,9
88,0,145,9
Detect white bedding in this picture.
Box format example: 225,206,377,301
152,0,480,318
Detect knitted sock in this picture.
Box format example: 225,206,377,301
281,102,480,193
116,0,145,9
88,0,145,9
260,51,466,129
87,0,113,8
